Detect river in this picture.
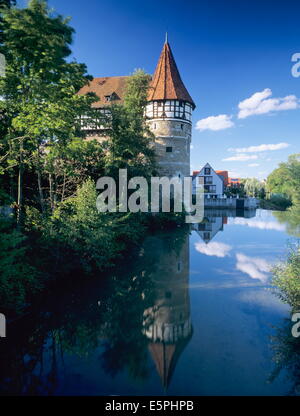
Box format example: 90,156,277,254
0,208,299,396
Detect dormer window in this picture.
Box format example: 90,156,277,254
104,92,119,102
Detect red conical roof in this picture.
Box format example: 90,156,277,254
147,41,195,109
148,334,192,390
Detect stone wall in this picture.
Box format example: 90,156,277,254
148,119,191,177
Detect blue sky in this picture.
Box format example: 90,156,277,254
19,0,300,179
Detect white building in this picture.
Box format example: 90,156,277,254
192,163,224,198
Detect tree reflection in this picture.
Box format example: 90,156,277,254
269,318,300,396
273,206,300,238
0,226,191,394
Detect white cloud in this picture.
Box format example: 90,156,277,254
222,154,258,162
195,241,232,258
238,88,299,119
229,142,290,153
196,114,234,131
235,253,271,282
229,217,286,232
248,163,260,167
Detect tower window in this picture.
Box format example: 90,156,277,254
166,146,173,152
153,123,156,129
181,124,184,130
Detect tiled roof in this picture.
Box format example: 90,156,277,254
147,41,195,108
77,42,195,110
77,76,129,108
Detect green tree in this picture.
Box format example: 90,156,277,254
104,69,156,180
0,0,97,222
266,164,292,199
243,177,265,197
266,154,300,205
0,0,15,43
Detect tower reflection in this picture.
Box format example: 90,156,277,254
142,232,192,389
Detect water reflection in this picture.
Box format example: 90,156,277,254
269,318,300,396
193,209,256,243
142,234,192,389
1,208,299,395
0,227,192,395
235,253,271,282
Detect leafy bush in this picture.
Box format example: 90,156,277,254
37,179,147,274
272,245,300,310
269,194,292,209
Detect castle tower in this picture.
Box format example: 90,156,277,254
146,39,196,178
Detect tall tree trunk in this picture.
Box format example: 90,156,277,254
61,171,66,202
36,148,45,214
49,173,53,212
37,170,45,214
17,139,24,226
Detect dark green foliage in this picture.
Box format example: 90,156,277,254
260,194,292,210
0,0,15,43
0,217,41,312
27,179,147,275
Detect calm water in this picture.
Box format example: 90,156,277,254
1,209,299,396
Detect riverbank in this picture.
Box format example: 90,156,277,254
0,181,186,317
259,199,290,211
